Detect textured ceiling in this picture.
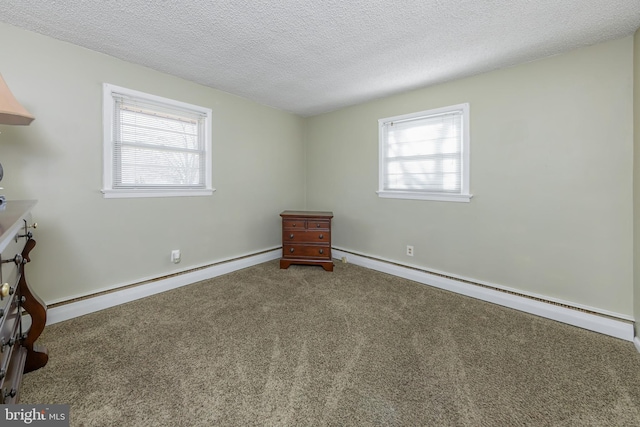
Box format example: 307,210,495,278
1,1,640,116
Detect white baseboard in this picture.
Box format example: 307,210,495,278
332,248,635,342
47,246,636,345
47,248,281,325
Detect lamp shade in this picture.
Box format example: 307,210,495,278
0,74,34,126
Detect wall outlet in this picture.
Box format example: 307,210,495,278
171,249,181,264
341,256,348,264
406,245,414,256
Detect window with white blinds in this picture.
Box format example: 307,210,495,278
378,103,471,202
102,84,213,198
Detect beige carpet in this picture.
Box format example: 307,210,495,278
20,260,640,426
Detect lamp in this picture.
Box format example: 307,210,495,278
0,74,34,125
0,73,35,206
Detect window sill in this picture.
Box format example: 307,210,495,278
377,190,472,203
102,188,216,199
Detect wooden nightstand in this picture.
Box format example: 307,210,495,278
280,211,333,271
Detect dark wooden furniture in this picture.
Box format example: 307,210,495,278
280,210,333,271
0,200,47,404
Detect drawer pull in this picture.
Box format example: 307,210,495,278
316,223,321,228
319,249,324,254
17,231,33,240
1,337,15,352
289,234,294,239
2,254,25,265
292,223,296,227
0,283,9,298
319,234,324,239
289,248,294,253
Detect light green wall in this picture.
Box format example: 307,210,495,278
634,28,640,336
0,23,306,303
305,37,635,317
0,22,635,320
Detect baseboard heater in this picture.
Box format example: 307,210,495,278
331,248,634,342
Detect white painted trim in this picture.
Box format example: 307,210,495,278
332,248,634,341
376,190,472,202
333,247,633,322
102,83,214,198
101,188,216,199
46,245,635,344
47,248,281,325
45,246,280,306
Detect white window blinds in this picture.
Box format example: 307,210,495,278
102,84,213,198
378,103,471,202
112,94,207,189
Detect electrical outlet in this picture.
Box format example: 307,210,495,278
171,249,181,264
406,245,414,256
341,256,348,264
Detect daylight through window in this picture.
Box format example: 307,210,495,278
378,103,471,202
102,84,213,198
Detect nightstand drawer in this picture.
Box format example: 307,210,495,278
283,230,330,243
283,219,304,229
1,346,26,404
0,279,17,318
1,234,24,311
283,244,330,259
0,300,20,376
0,273,20,340
306,220,330,230
282,219,331,231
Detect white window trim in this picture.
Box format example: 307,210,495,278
377,103,472,202
102,83,215,199
376,190,472,202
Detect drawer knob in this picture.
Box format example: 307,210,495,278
17,231,33,240
1,337,15,351
289,248,294,253
316,223,320,228
0,283,9,298
319,234,324,239
292,223,296,227
289,234,294,239
319,249,324,254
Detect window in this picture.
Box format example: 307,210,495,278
102,84,214,198
378,103,471,202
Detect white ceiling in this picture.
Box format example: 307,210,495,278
1,1,639,116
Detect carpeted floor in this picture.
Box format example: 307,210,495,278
20,260,640,426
